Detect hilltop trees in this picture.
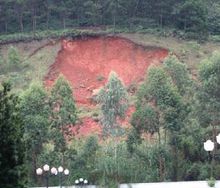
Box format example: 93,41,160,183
176,0,208,39
0,0,215,38
0,82,26,188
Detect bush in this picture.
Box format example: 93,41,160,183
207,177,216,187
8,46,21,65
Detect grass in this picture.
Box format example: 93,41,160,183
77,105,101,119
119,33,220,73
1,29,220,95
0,39,60,92
0,28,115,45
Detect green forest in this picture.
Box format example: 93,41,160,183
1,0,220,38
1,0,220,188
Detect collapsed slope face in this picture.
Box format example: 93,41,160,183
45,36,168,105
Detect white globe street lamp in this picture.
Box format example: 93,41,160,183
204,140,214,152
216,134,220,144
204,138,218,179
64,169,69,175
75,179,79,184
36,164,70,188
75,178,89,186
36,168,43,175
43,164,50,172
51,167,58,175
57,166,69,188
58,166,64,173
36,164,52,188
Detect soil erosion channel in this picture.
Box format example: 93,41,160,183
45,36,168,136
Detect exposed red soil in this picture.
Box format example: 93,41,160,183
45,36,168,136
70,106,135,138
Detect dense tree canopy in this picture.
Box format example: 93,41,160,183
0,82,26,188
0,0,218,38
20,82,50,184
50,75,77,153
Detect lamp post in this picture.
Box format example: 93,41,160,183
75,178,88,187
57,166,69,188
36,164,57,188
203,134,220,179
36,165,69,188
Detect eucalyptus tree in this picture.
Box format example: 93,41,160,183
197,51,220,137
83,0,102,26
0,82,26,188
96,71,128,185
50,75,77,161
207,0,220,34
130,55,193,181
97,71,128,137
104,0,124,31
20,82,50,184
14,0,27,32
176,0,208,39
0,1,14,33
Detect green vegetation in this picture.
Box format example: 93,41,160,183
0,52,217,187
50,75,77,155
2,0,220,186
2,52,220,187
20,82,50,184
0,0,220,41
207,177,216,187
19,76,77,187
0,82,26,188
97,72,128,137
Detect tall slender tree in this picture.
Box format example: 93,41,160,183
0,82,26,188
20,82,49,185
97,71,128,137
50,75,77,163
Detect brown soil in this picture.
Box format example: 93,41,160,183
45,36,168,136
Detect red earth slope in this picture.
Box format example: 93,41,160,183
45,36,168,136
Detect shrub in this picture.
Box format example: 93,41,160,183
8,46,21,65
207,177,216,187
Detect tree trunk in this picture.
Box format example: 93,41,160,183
113,14,116,34
77,14,80,26
32,151,38,184
211,124,217,177
159,156,165,181
32,8,37,32
184,17,187,32
46,10,50,29
114,135,119,186
160,14,163,28
5,21,8,34
19,14,24,32
63,17,66,29
172,139,178,181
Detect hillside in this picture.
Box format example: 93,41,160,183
1,32,220,136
